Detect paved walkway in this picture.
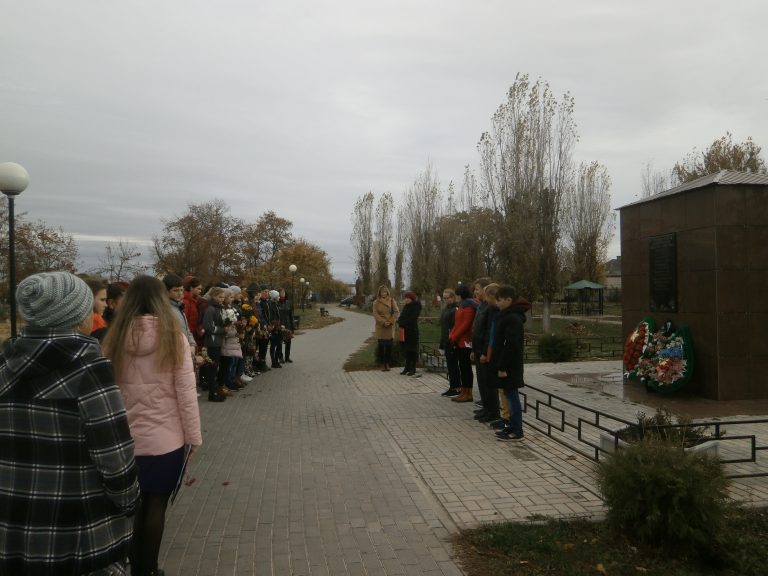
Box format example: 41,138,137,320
160,307,768,575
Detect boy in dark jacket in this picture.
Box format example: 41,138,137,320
491,285,528,441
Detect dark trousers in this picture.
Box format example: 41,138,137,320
258,337,269,363
457,347,473,389
218,355,231,386
476,361,499,415
444,346,460,388
283,339,292,361
503,385,524,435
205,347,221,396
269,333,282,365
404,350,418,373
377,341,392,365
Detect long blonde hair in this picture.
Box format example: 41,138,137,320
102,275,186,378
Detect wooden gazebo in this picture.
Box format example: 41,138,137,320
563,280,605,315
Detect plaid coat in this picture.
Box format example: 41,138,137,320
0,327,140,576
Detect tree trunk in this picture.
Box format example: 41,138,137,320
542,298,552,334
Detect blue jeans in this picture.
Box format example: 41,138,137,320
225,356,241,387
503,387,523,435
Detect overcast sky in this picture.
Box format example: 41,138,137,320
2,1,767,282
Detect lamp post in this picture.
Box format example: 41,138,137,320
288,264,298,325
305,281,310,309
289,264,297,306
0,162,30,339
299,277,305,311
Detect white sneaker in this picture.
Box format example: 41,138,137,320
240,374,253,383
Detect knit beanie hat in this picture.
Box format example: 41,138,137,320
229,286,242,296
17,272,94,329
404,291,417,300
269,289,280,300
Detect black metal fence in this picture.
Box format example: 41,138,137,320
521,382,768,479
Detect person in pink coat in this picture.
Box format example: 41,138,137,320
103,275,202,576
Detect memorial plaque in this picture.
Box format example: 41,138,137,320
649,233,677,312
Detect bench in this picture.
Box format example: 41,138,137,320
319,307,329,317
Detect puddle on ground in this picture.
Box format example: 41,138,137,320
547,372,768,418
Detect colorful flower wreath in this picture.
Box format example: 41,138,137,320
625,318,694,393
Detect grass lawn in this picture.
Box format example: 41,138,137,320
454,507,768,576
293,306,343,331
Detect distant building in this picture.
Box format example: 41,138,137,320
604,256,622,289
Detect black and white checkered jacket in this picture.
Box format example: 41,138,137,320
0,327,140,576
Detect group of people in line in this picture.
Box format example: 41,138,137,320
374,278,530,441
0,270,298,576
169,276,297,403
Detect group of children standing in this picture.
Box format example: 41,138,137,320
82,274,297,404
440,278,530,441
171,276,296,402
372,278,529,440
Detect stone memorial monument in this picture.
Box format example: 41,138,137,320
618,170,768,400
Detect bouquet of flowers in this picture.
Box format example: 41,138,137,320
623,316,655,377
223,308,238,325
238,303,260,348
198,347,216,366
240,303,257,325
629,320,694,393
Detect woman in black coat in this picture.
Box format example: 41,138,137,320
397,291,422,377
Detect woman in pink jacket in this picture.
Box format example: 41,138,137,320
103,275,202,576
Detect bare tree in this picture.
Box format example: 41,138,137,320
403,163,442,304
373,192,394,288
15,220,79,282
393,205,406,296
477,74,577,330
460,165,481,212
255,211,294,264
0,205,79,294
93,240,148,282
350,191,374,296
153,199,245,284
641,161,669,198
563,162,614,282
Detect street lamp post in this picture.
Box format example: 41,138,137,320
299,278,305,311
289,264,297,307
0,162,30,339
288,264,298,324
305,282,310,310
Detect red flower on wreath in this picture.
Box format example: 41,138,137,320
623,317,655,376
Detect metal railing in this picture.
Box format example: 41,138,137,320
521,383,768,479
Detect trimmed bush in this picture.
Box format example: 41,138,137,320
537,333,575,362
597,440,730,554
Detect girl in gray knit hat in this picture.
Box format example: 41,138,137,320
0,272,140,576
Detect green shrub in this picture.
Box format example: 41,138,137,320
537,333,575,362
597,440,730,554
618,408,713,447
